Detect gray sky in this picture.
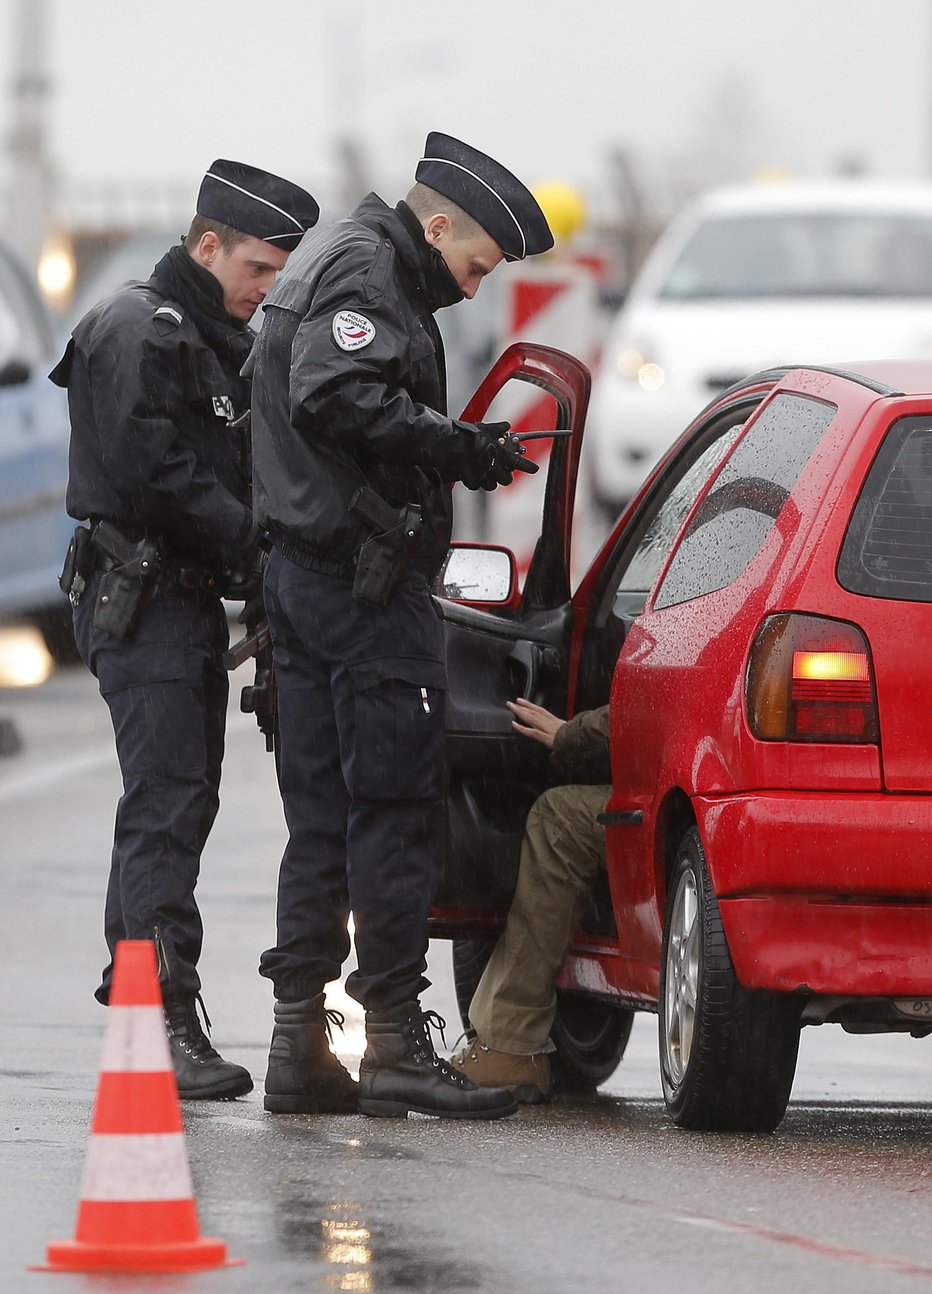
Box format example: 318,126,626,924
2,0,931,221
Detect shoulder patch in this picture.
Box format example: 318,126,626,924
332,310,376,352
154,304,184,326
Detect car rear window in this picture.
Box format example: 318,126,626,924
653,393,836,609
838,417,932,603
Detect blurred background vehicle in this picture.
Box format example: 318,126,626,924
0,231,73,662
585,179,932,521
64,227,173,332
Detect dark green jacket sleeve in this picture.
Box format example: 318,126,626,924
550,705,611,784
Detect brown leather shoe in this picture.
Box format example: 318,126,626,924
451,1037,551,1104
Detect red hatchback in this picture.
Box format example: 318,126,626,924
432,344,932,1132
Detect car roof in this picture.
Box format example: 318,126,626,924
708,361,932,415
688,179,932,217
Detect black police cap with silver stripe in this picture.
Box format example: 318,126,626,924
415,132,553,262
196,159,319,251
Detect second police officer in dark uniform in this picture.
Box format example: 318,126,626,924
248,132,553,1119
52,160,319,1099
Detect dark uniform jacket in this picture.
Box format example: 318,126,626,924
51,265,255,572
247,194,494,577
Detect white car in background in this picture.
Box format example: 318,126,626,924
585,179,932,520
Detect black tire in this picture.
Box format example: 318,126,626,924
550,993,634,1092
659,827,801,1133
451,939,633,1094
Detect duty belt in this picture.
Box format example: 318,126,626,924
90,522,220,595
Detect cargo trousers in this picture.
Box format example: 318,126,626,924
468,782,610,1055
73,569,229,1005
258,549,447,1011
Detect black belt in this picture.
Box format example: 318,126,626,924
91,539,220,596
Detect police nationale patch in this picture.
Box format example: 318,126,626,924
332,310,376,351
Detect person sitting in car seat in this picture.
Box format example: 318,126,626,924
451,697,610,1103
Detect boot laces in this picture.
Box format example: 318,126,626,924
166,995,221,1064
323,1007,346,1047
405,1009,470,1086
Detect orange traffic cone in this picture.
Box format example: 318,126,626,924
32,940,243,1273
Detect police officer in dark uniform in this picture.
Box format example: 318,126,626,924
52,160,319,1099
248,132,553,1119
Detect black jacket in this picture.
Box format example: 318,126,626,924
51,262,255,570
247,194,494,576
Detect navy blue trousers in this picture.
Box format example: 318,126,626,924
258,550,447,1011
73,572,229,1005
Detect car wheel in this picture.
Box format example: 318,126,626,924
550,992,633,1092
451,939,633,1093
659,827,801,1132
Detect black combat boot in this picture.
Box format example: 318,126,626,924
264,995,358,1114
164,999,253,1100
358,1001,517,1120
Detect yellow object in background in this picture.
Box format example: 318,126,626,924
531,181,588,246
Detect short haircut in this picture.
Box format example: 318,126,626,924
405,183,485,241
183,215,251,254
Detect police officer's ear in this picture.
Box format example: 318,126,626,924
193,230,222,269
423,213,452,246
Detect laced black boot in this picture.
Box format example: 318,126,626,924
358,1001,517,1120
264,995,358,1114
164,997,253,1100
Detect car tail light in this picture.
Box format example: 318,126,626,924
746,613,878,743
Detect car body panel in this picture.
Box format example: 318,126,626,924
719,896,932,996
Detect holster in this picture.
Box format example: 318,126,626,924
90,520,161,641
58,525,95,606
350,486,423,608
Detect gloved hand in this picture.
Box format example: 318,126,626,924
236,588,265,627
225,536,268,607
494,429,540,481
480,421,541,489
462,422,541,491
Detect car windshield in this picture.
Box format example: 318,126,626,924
659,212,932,300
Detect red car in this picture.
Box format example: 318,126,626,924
432,343,932,1132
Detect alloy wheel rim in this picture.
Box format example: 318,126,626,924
663,867,699,1086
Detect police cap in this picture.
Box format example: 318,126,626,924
415,132,553,262
196,159,319,250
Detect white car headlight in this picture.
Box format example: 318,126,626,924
616,346,665,390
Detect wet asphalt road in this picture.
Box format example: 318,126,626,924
3,661,932,1293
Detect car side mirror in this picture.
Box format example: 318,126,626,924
437,544,517,604
0,358,32,388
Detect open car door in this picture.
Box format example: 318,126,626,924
429,341,590,940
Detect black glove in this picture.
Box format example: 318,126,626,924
496,430,540,479
236,589,265,627
476,422,541,490
225,538,268,606
460,421,504,491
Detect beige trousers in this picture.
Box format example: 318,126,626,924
468,783,609,1055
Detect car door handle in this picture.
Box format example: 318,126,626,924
505,641,561,700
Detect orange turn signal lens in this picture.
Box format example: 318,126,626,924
747,614,878,743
